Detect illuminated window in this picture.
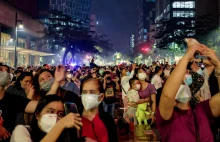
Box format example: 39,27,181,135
173,11,195,18
172,1,195,9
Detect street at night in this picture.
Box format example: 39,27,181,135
0,0,220,142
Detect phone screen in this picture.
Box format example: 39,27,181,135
64,102,78,115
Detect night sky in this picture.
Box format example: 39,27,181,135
92,0,138,53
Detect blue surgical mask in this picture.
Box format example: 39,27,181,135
197,69,203,76
126,72,130,76
184,75,193,86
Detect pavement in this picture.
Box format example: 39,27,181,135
119,125,161,142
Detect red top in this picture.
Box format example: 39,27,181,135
81,114,109,142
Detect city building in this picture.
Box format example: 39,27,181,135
129,33,135,53
5,0,38,18
0,0,53,67
90,14,97,33
38,0,91,27
138,0,156,43
155,0,219,48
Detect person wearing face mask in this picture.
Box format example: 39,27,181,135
0,64,38,142
59,69,80,96
10,95,82,142
126,78,149,125
136,68,157,124
151,66,164,90
33,68,83,114
80,77,118,142
156,38,220,142
103,71,120,117
187,58,214,100
121,64,136,100
6,72,33,126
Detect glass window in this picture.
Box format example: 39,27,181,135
57,0,61,5
50,0,56,5
172,1,195,9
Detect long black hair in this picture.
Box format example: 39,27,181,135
14,72,33,90
30,95,69,142
33,69,54,92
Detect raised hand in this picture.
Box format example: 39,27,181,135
58,113,82,130
0,126,11,140
54,65,66,83
185,38,204,61
201,44,220,67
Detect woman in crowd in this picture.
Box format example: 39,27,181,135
151,66,163,90
156,39,220,142
80,77,118,142
6,72,33,125
10,95,82,142
32,68,83,113
136,68,157,123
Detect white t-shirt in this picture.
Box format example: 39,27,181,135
164,69,170,77
127,89,140,103
200,69,211,100
121,70,134,99
151,74,163,90
10,125,32,142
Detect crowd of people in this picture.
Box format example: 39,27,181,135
0,38,220,142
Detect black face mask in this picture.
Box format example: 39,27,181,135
106,76,112,80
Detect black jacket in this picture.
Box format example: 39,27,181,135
98,103,119,142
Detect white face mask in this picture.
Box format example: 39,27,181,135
135,84,141,90
0,71,10,86
175,84,192,103
66,74,72,79
39,114,57,133
81,94,102,111
138,73,147,80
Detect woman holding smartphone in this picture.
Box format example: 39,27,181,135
10,95,82,142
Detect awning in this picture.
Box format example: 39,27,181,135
0,46,54,56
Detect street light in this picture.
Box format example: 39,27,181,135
14,13,24,68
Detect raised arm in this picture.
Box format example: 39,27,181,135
159,39,202,120
194,58,214,76
46,65,65,95
202,46,220,117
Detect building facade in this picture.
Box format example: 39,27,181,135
0,0,53,67
155,0,219,48
129,34,135,53
6,0,38,18
38,0,91,27
138,0,156,43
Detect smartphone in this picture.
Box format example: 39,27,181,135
64,102,78,115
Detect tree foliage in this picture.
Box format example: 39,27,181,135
93,34,113,56
42,10,98,64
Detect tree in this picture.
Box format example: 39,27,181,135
93,34,114,56
42,10,98,64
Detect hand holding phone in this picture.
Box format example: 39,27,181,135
64,102,78,115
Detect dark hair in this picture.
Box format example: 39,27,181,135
14,70,23,75
0,63,10,72
30,95,66,142
135,67,146,75
80,77,104,94
129,77,139,87
103,71,111,77
155,66,162,74
14,72,33,90
33,69,54,92
187,62,193,70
